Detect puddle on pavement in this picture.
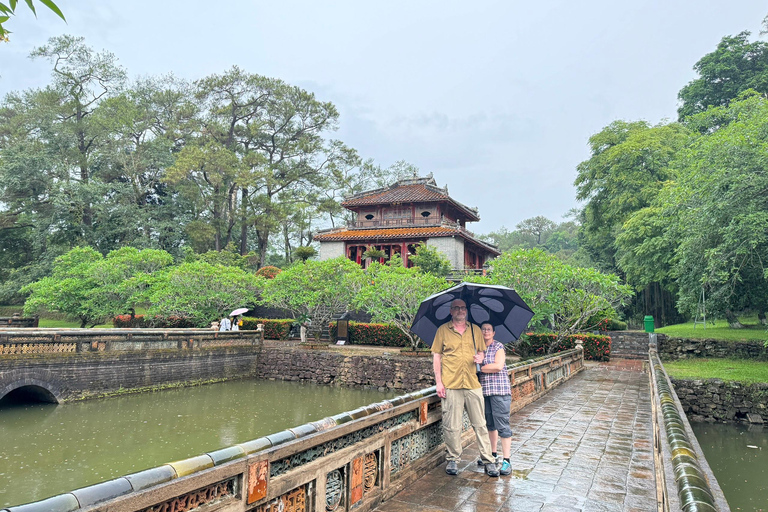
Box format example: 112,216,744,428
509,468,532,479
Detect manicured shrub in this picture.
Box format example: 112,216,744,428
520,332,611,361
112,314,197,328
241,317,293,340
329,321,410,347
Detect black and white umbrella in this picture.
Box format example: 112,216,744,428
410,282,534,346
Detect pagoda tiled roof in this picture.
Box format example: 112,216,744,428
314,225,500,256
341,175,480,222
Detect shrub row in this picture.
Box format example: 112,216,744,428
241,317,293,340
113,314,197,328
329,321,410,347
520,332,611,361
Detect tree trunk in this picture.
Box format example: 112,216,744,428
283,224,292,263
758,310,767,325
724,309,744,329
257,228,270,268
239,187,249,255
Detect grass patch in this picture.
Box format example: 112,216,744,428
657,315,768,342
664,358,768,384
38,318,113,329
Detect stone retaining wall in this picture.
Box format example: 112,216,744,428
606,330,655,359
0,329,263,402
256,346,435,391
671,377,768,423
659,336,768,360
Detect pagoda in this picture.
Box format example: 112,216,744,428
315,173,500,269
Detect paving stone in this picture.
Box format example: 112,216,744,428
372,362,657,512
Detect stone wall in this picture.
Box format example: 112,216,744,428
256,346,434,391
0,329,263,402
659,336,768,360
671,377,768,423
605,330,656,359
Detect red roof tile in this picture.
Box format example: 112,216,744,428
314,226,500,256
341,178,480,222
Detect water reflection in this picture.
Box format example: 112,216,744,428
0,379,395,507
691,422,768,511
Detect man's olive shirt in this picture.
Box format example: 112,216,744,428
431,322,486,390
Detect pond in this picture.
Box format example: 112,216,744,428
0,379,396,508
691,421,768,511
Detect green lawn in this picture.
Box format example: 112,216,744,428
37,318,113,328
657,316,768,342
664,358,768,384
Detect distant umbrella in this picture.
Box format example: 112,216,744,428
410,282,534,346
230,308,249,316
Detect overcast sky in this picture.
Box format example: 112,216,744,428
1,1,766,234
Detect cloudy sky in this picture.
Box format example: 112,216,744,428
1,1,766,234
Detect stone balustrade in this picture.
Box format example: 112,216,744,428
649,351,730,512
3,347,585,512
0,329,264,403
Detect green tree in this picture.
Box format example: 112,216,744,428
409,242,452,277
146,260,264,326
678,32,768,120
259,257,363,341
472,249,632,350
22,246,103,327
516,216,556,245
352,259,447,349
22,246,175,327
575,120,690,272
667,94,768,327
0,0,65,41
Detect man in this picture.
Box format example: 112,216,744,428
432,298,499,477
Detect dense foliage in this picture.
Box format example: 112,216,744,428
0,35,406,303
259,258,363,341
329,321,411,347
240,318,293,340
521,333,611,361
352,258,447,349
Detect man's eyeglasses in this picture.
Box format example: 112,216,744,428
450,306,467,311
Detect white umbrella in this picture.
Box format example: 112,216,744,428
230,308,249,316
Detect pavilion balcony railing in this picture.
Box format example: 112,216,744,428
446,268,486,281
347,217,440,228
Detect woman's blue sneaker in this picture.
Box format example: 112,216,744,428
499,460,512,476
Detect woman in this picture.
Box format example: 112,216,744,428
477,322,512,476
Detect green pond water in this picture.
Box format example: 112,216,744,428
691,422,768,511
0,380,396,508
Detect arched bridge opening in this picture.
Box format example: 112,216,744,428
0,384,60,407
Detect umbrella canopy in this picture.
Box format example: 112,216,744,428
410,282,534,346
230,308,249,316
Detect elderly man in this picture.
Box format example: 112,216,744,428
432,298,499,477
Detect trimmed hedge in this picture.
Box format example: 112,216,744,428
113,314,197,328
521,332,611,361
329,321,410,347
241,317,293,340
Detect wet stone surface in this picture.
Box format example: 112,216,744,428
374,360,656,512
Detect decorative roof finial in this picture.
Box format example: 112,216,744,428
412,168,418,178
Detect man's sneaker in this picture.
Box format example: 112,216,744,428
499,460,512,476
495,454,503,465
476,458,484,466
445,460,458,475
484,462,500,477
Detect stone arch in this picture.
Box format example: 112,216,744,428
0,369,64,404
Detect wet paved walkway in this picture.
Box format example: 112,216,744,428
375,360,656,512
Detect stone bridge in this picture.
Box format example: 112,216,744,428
1,334,730,512
0,329,263,403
